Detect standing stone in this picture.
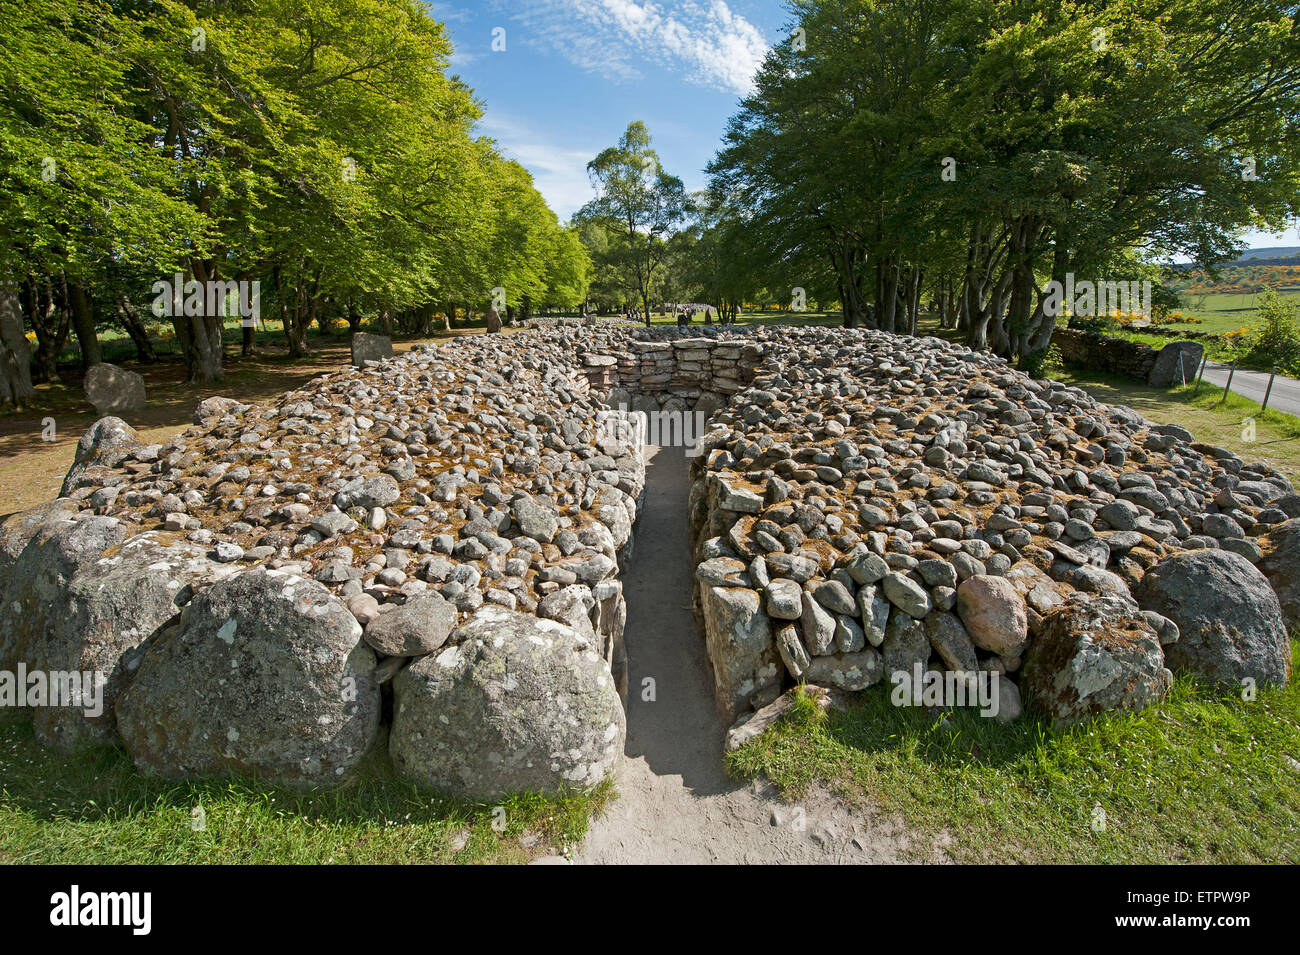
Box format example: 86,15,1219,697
1147,341,1203,387
485,308,503,333
350,332,394,366
84,363,146,416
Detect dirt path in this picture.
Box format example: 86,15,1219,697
572,446,933,865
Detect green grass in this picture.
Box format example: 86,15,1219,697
0,716,608,864
727,648,1300,863
1178,288,1300,332
1052,368,1300,480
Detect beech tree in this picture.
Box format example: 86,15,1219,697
705,0,1300,364
0,0,585,391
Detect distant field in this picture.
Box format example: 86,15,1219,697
1172,288,1300,335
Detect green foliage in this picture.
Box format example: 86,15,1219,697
0,0,587,380
575,122,688,320
1243,288,1300,375
1024,343,1064,379
703,0,1300,354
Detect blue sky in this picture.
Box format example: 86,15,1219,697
428,0,785,217
428,0,1297,252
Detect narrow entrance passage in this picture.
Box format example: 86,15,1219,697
574,446,907,864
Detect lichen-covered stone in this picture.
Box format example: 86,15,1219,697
1020,596,1172,726
116,569,379,787
390,606,623,799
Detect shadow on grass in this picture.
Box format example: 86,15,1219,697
0,713,608,863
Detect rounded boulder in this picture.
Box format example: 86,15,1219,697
115,568,380,787
390,605,624,800
1136,549,1290,689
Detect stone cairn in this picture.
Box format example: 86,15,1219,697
1,321,1295,800
686,326,1293,737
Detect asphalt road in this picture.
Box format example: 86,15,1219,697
1198,361,1300,417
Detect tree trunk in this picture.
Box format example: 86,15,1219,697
189,314,225,383
0,284,35,409
67,280,101,370
24,279,67,383
116,295,158,363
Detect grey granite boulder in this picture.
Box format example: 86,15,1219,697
1020,595,1172,726
956,574,1028,655
350,332,394,366
1135,549,1290,688
1147,341,1203,387
362,591,458,657
59,417,141,497
390,606,623,799
700,585,778,722
84,362,146,416
1258,518,1300,633
0,513,125,673
116,568,380,787
21,533,229,751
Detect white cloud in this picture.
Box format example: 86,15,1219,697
504,0,768,96
426,2,472,23
477,114,597,220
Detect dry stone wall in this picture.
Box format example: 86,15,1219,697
1053,327,1203,387
2,327,655,798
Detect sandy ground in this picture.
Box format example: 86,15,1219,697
571,446,945,865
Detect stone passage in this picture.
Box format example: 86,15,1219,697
1,319,1295,802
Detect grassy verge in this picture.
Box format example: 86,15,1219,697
727,645,1300,864
0,716,607,864
1052,368,1300,480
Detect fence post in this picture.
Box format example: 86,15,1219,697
1193,353,1208,395
1219,360,1237,405
1261,366,1277,413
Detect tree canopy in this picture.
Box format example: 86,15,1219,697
0,0,590,387
704,0,1300,364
